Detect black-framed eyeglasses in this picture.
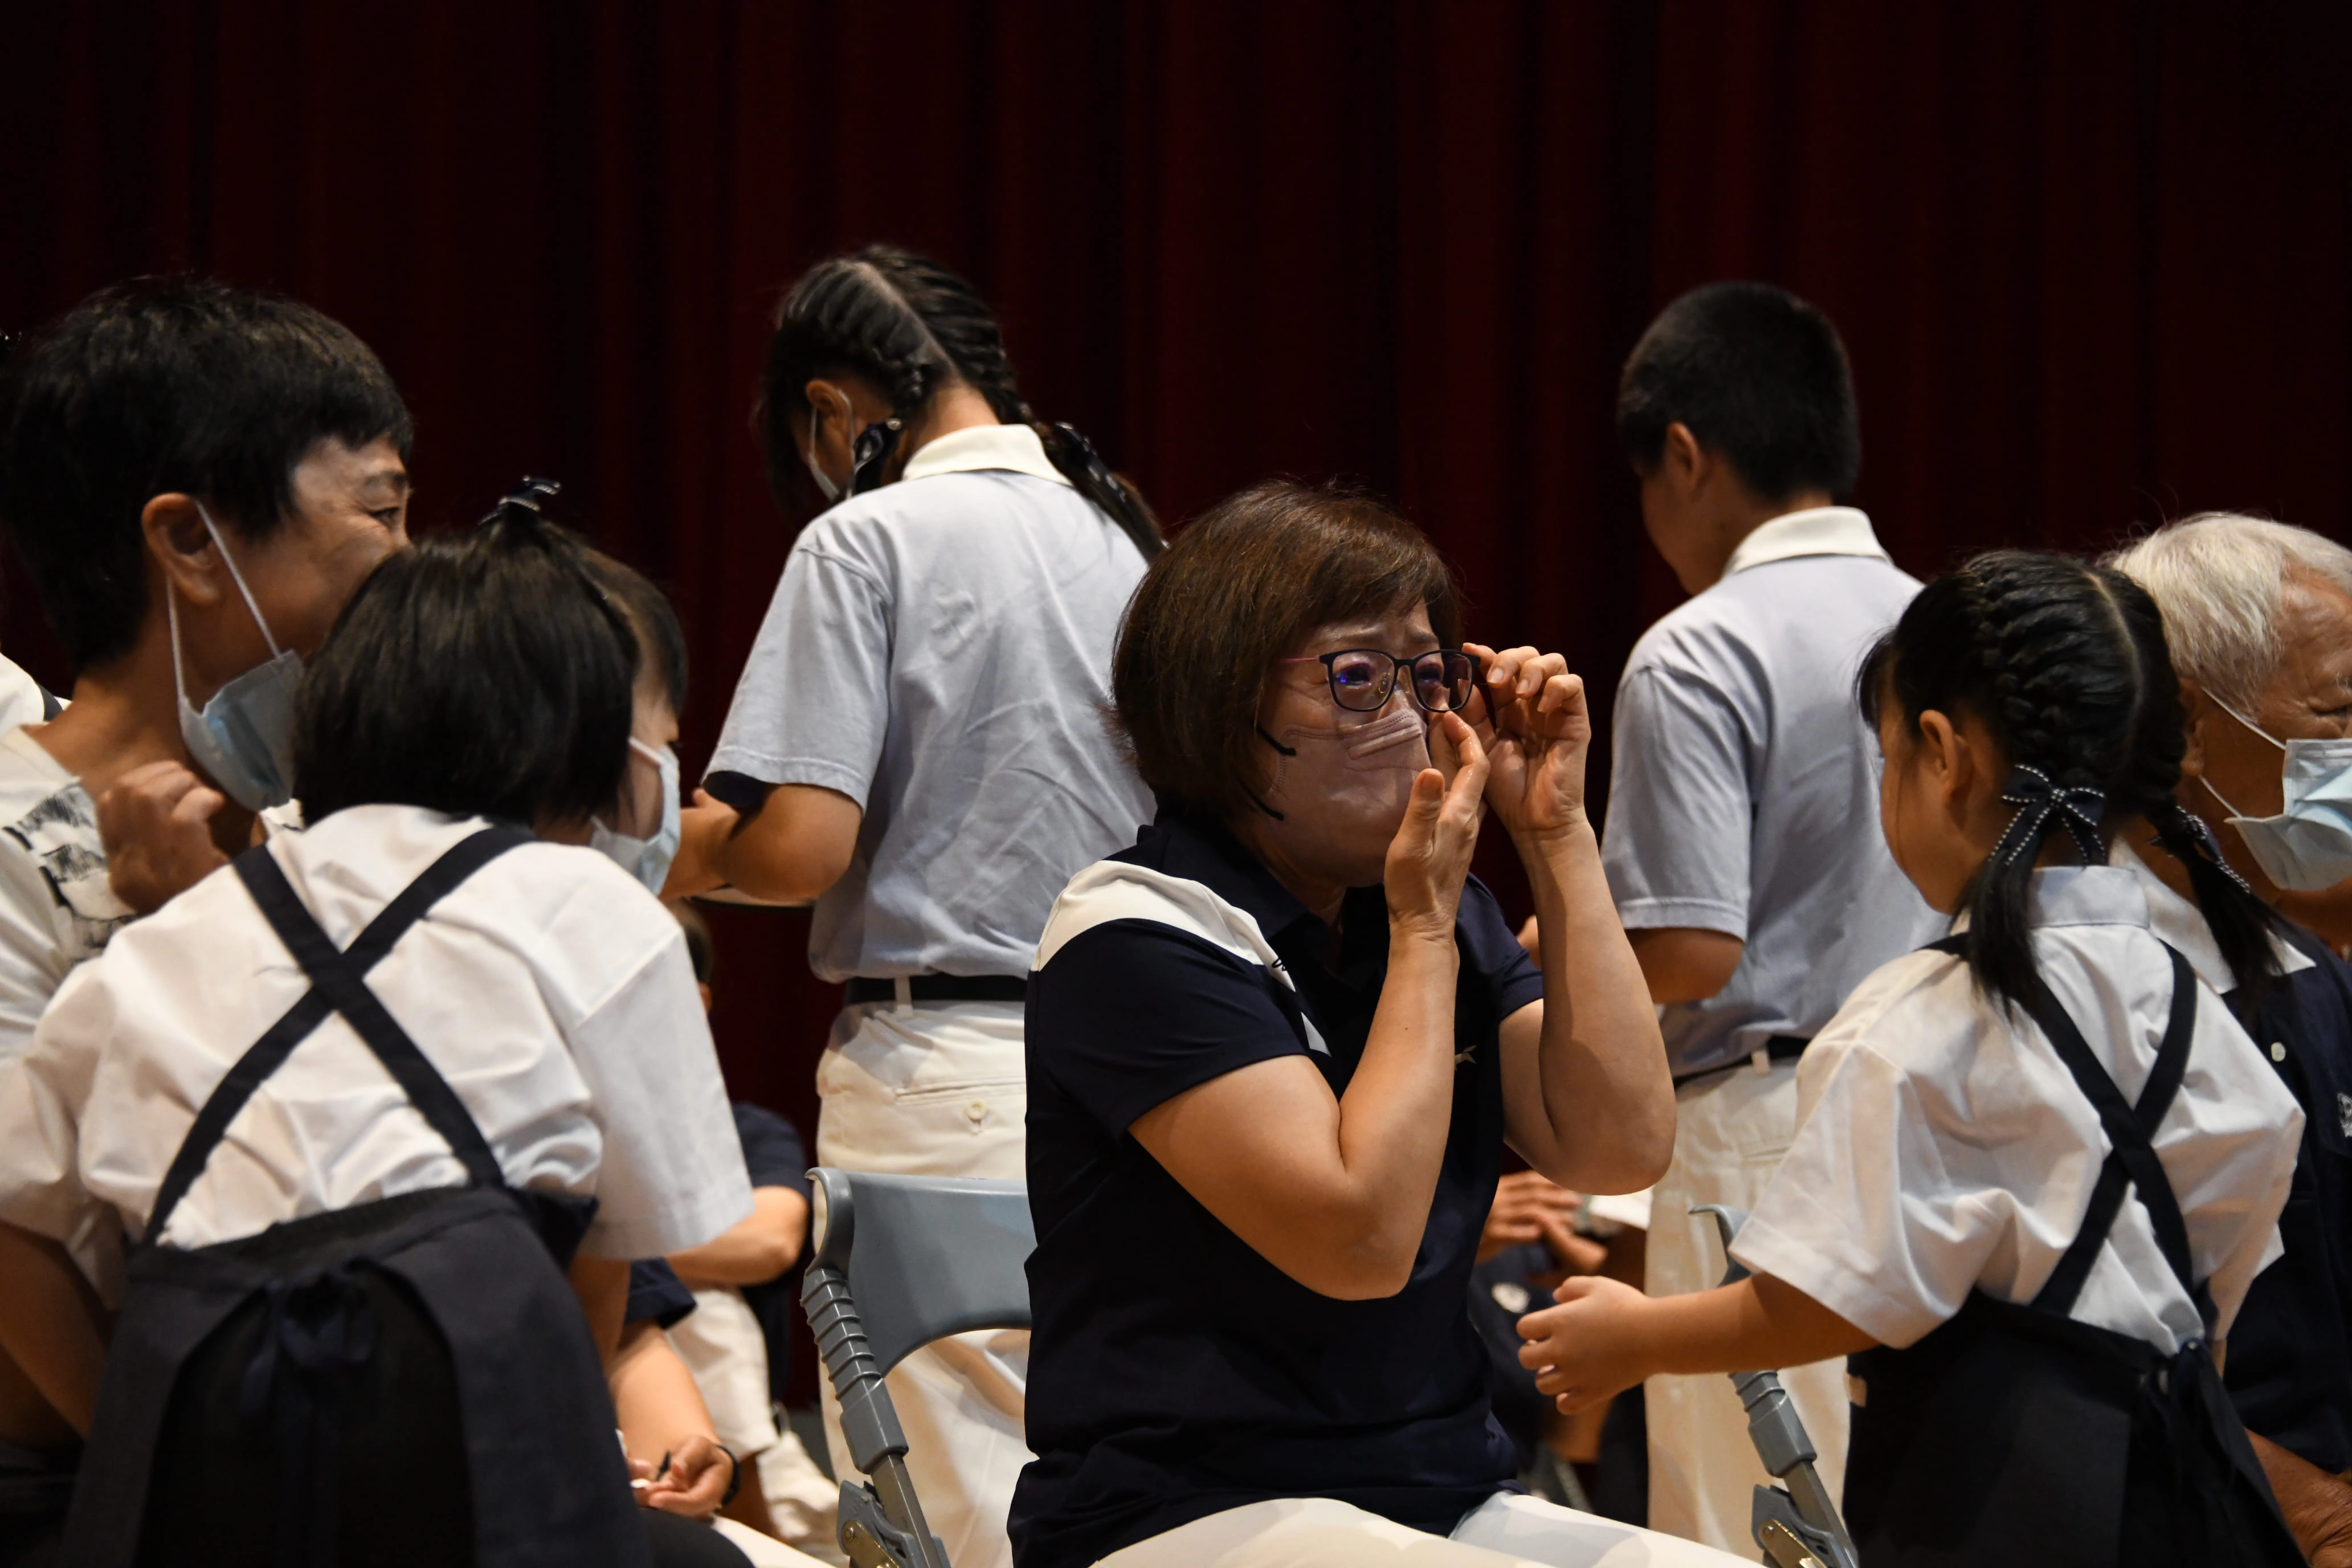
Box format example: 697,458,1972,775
1280,648,1480,713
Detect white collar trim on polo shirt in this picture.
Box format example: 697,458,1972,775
897,422,1073,488
1720,505,1889,581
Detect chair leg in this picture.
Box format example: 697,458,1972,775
804,1263,953,1568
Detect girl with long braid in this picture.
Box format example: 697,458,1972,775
1516,550,2308,1567
670,247,1159,1568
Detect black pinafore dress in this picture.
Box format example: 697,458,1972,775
1841,941,2301,1568
63,828,650,1568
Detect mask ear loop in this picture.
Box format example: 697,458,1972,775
2201,699,2285,826
1243,726,1297,820
193,502,285,659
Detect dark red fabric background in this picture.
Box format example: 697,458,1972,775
5,1,2350,1223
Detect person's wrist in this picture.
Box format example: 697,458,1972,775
1509,808,1594,851
1387,907,1461,949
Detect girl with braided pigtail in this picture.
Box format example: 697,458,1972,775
1516,549,2308,1567
671,248,1159,1568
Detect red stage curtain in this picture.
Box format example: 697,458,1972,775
4,1,2349,1349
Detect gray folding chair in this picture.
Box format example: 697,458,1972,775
1692,1204,1859,1568
800,1167,1036,1568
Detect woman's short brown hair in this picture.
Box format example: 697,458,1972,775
1111,480,1460,819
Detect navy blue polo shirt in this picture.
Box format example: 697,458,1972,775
2225,922,2352,1471
1008,812,1541,1568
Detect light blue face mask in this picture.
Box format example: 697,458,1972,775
171,505,303,811
2203,701,2352,892
590,738,681,896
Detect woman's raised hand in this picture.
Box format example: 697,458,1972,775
1464,643,1591,845
1385,711,1489,938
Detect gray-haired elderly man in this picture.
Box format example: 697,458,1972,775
2112,513,2352,1566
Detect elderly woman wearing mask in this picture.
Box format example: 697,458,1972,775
1008,482,1728,1568
2109,514,2352,1568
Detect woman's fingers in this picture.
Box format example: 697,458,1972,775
1536,669,1585,719
1428,706,1463,786
1438,713,1488,797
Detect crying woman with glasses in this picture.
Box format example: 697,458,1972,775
1010,482,1726,1568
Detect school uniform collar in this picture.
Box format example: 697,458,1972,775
897,423,1074,488
1720,505,1890,581
2110,836,2316,990
1946,865,2151,940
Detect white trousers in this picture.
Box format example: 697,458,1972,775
813,999,1031,1568
1097,1493,1754,1567
1643,1060,1847,1554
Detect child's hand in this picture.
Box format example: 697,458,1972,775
633,1434,734,1518
1516,1275,1654,1413
98,761,231,913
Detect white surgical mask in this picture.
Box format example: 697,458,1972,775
171,504,303,811
803,405,843,504
590,739,682,896
2202,701,2352,892
1251,701,1434,886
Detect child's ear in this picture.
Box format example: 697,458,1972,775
1915,708,1965,802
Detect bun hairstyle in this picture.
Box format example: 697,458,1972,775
1860,549,2284,1008
760,244,1162,561
295,477,641,830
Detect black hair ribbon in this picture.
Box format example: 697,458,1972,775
2165,805,2255,895
1994,765,2107,868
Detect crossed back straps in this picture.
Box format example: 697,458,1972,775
1929,934,2210,1326
144,827,532,1247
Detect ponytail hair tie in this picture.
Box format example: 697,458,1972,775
478,475,562,529
2165,804,2255,895
1994,765,2107,868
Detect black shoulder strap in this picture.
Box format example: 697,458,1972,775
2023,943,2203,1317
145,827,531,1244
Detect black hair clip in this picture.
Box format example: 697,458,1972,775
479,476,561,525
847,418,903,497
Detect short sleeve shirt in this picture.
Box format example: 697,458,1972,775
0,726,133,1065
1010,813,1542,1568
2219,924,2352,1468
705,424,1153,982
627,1259,697,1328
1600,509,1941,1075
0,803,752,1302
733,1101,808,1197
1732,867,2302,1356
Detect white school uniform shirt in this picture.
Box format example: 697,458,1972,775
707,422,1153,983
1732,865,2303,1355
0,725,133,1065
1601,507,1941,1076
0,803,752,1305
0,658,48,736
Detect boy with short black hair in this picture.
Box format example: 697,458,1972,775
1597,281,1938,1550
0,275,413,1550
0,274,414,1051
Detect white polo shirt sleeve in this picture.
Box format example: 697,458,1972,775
706,530,893,807
1600,663,1754,938
561,928,753,1260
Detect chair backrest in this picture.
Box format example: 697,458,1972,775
807,1169,1034,1376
